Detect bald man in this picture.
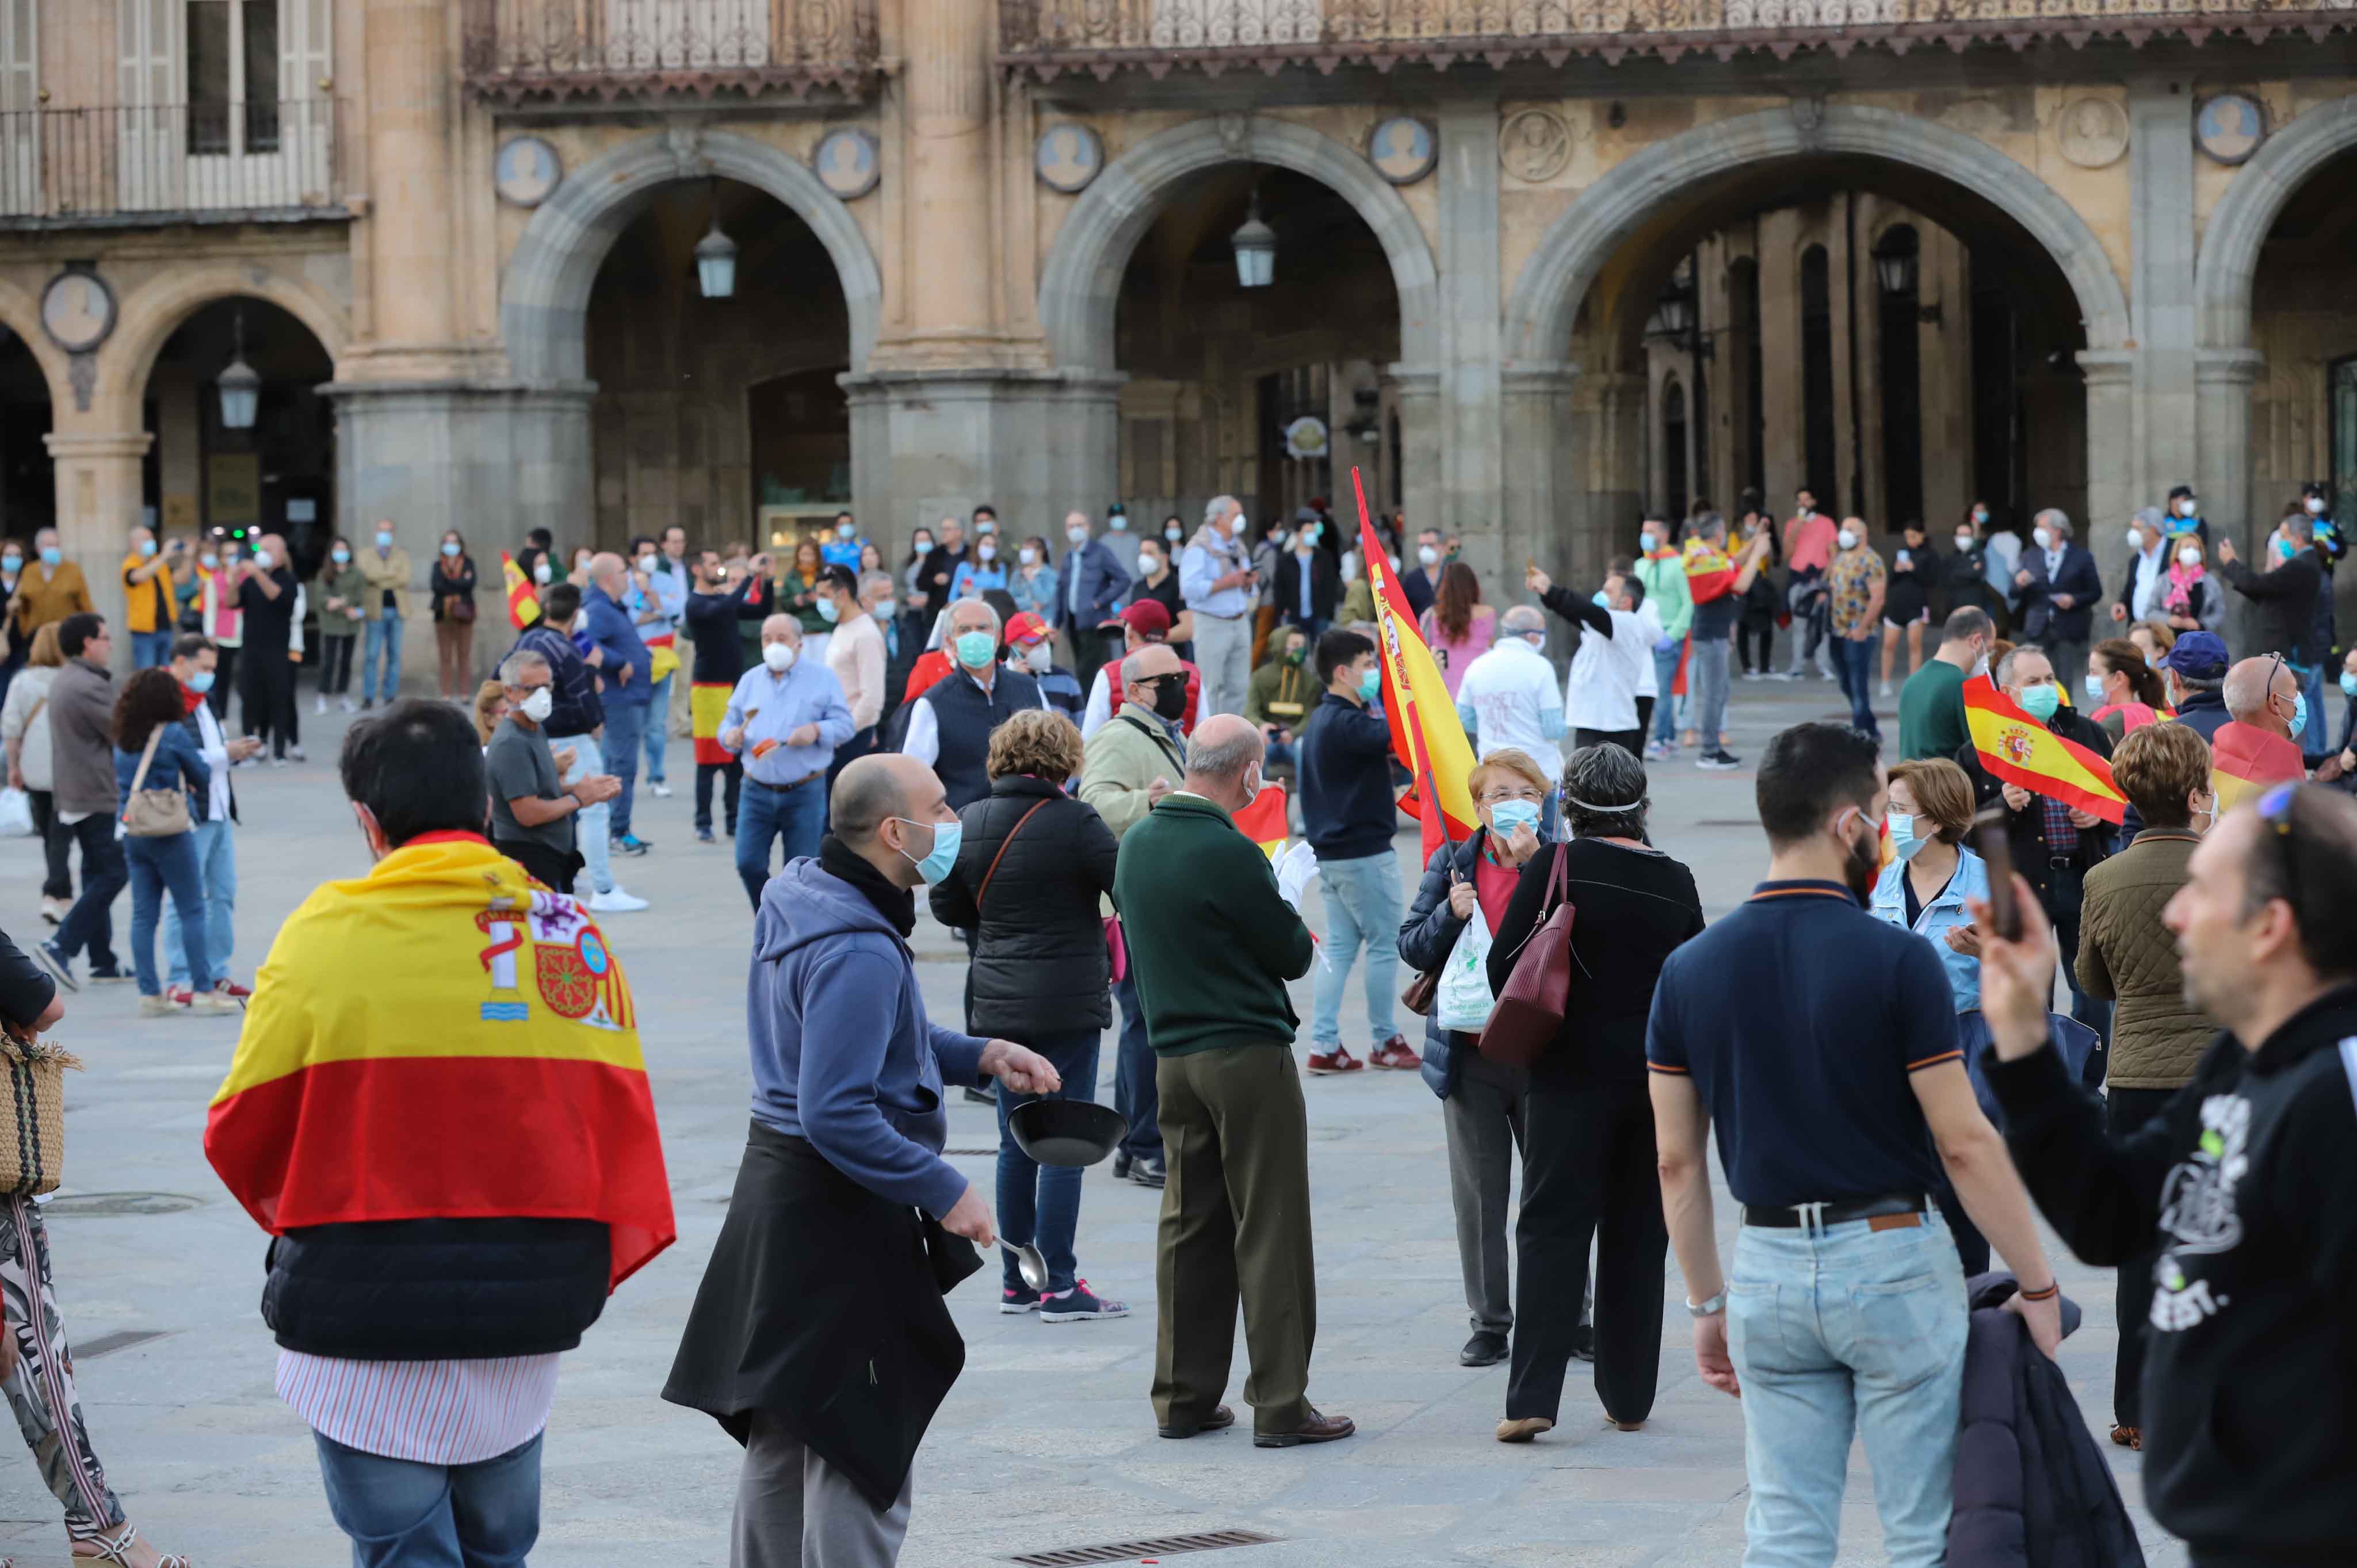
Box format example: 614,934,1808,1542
666,751,1059,1566
235,530,303,762
1116,715,1351,1448
582,550,658,852
2211,656,2309,813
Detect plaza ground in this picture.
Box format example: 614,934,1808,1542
0,674,2189,1566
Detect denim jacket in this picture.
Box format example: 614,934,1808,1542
113,721,211,811
1869,846,1988,1014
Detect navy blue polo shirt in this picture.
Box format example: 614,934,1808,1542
1646,879,1957,1207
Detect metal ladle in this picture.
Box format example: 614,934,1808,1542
1002,1238,1048,1292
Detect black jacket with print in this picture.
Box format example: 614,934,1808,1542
1987,986,2357,1566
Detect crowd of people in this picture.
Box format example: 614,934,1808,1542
0,481,2351,1568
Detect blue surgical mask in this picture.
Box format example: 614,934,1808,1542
138,538,158,557
1592,590,1610,607
375,530,394,548
953,630,997,670
1357,666,1382,702
38,547,60,567
1888,813,1929,862
895,817,962,884
2288,691,2309,736
2083,673,2107,702
1,555,18,573
331,548,350,564
251,549,274,570
816,595,841,624
442,541,462,557
1488,800,1541,837
2017,683,2061,722
2341,672,2357,699
187,670,215,695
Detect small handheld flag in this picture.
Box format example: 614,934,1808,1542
502,552,541,630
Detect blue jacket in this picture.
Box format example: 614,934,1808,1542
580,585,653,706
1398,830,1489,1097
1867,847,1989,1014
510,624,602,738
114,722,211,807
1298,690,1396,860
1056,538,1131,630
746,857,988,1220
2018,545,2104,645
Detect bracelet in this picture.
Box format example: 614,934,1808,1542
2018,1280,2059,1302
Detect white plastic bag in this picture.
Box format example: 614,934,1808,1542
0,787,32,839
1434,913,1496,1032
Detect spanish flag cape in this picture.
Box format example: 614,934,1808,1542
1351,468,1477,861
2209,720,2304,816
1963,678,2127,825
1680,537,1739,603
501,552,540,630
204,833,675,1290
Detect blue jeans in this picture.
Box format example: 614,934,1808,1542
1310,849,1400,1049
995,1028,1103,1294
125,831,209,996
362,610,403,703
735,776,823,907
313,1430,540,1568
130,630,171,669
164,817,235,989
1651,643,1682,743
2294,661,2327,754
1111,969,1161,1161
644,674,671,783
600,699,647,839
1727,1213,1968,1567
1690,635,1732,747
557,733,612,894
1835,634,1880,737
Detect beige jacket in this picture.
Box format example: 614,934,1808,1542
357,544,413,620
1079,709,1188,917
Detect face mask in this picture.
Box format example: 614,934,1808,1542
1888,812,1928,862
1107,515,1127,531
1137,553,1160,578
1229,515,1250,538
446,542,466,559
1973,508,1988,523
2305,497,2325,515
1065,527,1087,546
199,553,217,569
1166,525,1183,543
331,548,351,564
139,538,158,557
2084,672,2107,702
762,642,797,672
1018,546,1038,566
2285,691,2309,735
2016,683,2061,722
518,687,554,722
1418,545,1439,567
2031,527,2053,550
376,530,394,549
2176,499,2196,517
976,542,997,563
1639,533,1659,554
2340,671,2357,699
1022,643,1052,674
975,520,996,536
914,537,934,553
894,817,962,884
1797,506,1814,519
1357,666,1382,702
1295,538,1316,556
1592,589,1611,608
1300,525,1319,545
954,630,996,670
1340,552,1360,580
1836,529,1859,550
2125,529,2142,550
817,595,841,624
251,549,274,570
1954,533,1976,552
1523,632,1546,655
1151,675,1189,722
38,547,60,567
2177,548,2202,567
1282,645,1306,666
186,670,216,695
2274,534,2297,561
838,524,855,540
0,556,17,573
1488,800,1541,837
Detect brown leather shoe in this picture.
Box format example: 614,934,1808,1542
1158,1404,1236,1439
1254,1408,1355,1448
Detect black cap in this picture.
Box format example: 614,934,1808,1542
2167,484,2196,503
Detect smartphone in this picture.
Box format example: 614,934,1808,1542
1973,803,2020,940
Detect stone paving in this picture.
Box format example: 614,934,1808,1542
0,675,2190,1566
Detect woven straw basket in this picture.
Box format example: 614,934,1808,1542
0,1034,80,1197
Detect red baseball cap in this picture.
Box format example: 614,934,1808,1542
1119,599,1171,638
1005,610,1051,647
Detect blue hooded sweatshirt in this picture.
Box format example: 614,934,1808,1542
748,856,988,1219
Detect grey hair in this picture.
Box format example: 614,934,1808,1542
497,649,552,686
1561,743,1648,840
1994,642,2048,688
1203,495,1239,527
1686,510,1728,542
2033,508,2073,541
1500,605,1545,637
1120,648,1163,684
2280,511,2313,545
946,596,1001,632
1184,726,1262,784
858,570,894,600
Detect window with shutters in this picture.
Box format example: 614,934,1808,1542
109,0,332,213
0,0,35,216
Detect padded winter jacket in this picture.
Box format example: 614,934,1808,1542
929,774,1119,1037
2074,830,2207,1091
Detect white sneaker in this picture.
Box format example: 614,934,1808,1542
314,695,327,714
340,696,357,713
189,989,241,1015
589,887,650,913
650,782,673,798
1878,681,1893,698
40,897,63,926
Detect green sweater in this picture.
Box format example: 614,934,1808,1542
1114,793,1314,1055
1898,657,1971,762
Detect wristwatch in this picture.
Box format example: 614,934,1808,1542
1686,1291,1727,1319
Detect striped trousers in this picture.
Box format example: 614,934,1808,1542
1,1194,127,1541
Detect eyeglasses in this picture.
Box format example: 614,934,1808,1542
2251,781,2317,929
1479,787,1544,805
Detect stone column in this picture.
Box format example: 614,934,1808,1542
1499,364,1578,592
2195,347,2266,541
1392,368,1443,551
359,0,457,368
1432,101,1503,550
896,0,996,360
2122,79,2199,587
840,369,1123,541
2079,350,2137,572
44,430,152,660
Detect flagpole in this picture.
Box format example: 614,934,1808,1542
1351,466,1455,851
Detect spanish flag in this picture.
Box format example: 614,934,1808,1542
501,551,541,630
1351,469,1477,860
205,835,675,1290
692,681,735,766
1233,782,1290,860
1681,537,1739,603
1963,678,2127,825
2209,720,2303,816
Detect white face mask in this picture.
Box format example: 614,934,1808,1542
636,554,656,573
251,549,274,569
1417,545,1439,567
1018,546,1037,566
1340,551,1361,581
976,542,996,562
1954,532,1976,551
2125,528,2143,550
2178,548,2203,567
2304,496,2325,515
1136,552,1160,578
762,642,796,672
518,687,554,722
2176,499,2197,517
1066,527,1087,546
1835,529,1859,551
2031,527,2053,550
1022,643,1052,674
1229,514,1249,538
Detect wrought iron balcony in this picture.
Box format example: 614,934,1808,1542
461,0,883,103
0,101,344,230
998,0,2354,76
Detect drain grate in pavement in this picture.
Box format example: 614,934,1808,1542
75,1329,169,1359
43,1192,204,1218
1005,1528,1279,1566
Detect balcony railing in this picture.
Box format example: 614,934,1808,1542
999,0,2357,74
462,0,882,102
0,101,344,228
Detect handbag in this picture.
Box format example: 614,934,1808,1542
121,724,193,837
0,1028,81,1196
1481,844,1576,1069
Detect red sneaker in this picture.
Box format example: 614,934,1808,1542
213,978,253,999
1368,1035,1423,1071
165,985,193,1008
1306,1046,1364,1076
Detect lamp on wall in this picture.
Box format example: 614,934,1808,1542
1231,190,1276,289
696,180,738,299
1873,228,1940,324
216,308,260,431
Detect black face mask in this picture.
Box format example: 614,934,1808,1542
1842,818,1880,904
1150,676,1189,722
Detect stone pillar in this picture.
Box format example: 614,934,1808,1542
2195,348,2266,541
2122,80,2199,586
1432,101,1504,551
840,369,1122,541
896,0,996,361
1391,368,1442,550
2079,351,2137,575
360,0,458,367
1499,364,1578,593
44,430,152,660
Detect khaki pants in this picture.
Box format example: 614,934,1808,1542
670,636,696,737
1152,1044,1316,1437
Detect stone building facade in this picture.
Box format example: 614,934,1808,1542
3,2,2354,665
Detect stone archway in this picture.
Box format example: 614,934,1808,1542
0,276,72,414
500,128,883,385
1036,114,1440,374
97,263,350,433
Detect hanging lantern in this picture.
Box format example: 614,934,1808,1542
1230,192,1276,289
217,308,260,430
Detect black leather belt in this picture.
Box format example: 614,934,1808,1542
747,772,821,793
1741,1192,1928,1229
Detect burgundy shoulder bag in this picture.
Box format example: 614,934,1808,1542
1481,845,1576,1069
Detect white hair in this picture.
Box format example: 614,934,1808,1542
498,649,552,686
1184,726,1260,783
2034,508,2073,541
1204,495,1239,527
947,596,1001,633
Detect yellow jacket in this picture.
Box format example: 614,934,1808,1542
9,560,92,635
120,552,177,634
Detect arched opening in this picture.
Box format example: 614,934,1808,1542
1111,162,1401,530
1874,224,1926,530
2245,144,2357,534
583,177,850,550
144,296,335,565
0,330,53,534
1661,377,1689,522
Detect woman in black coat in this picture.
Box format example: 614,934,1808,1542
1485,743,1705,1442
929,708,1126,1321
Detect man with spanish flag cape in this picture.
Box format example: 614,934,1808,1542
1957,646,2121,1056
205,701,672,1562
2209,656,2310,816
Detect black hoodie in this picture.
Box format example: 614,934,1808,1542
1987,986,2357,1566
